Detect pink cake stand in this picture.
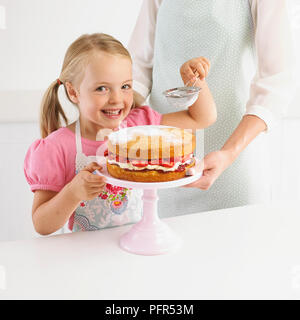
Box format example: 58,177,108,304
95,159,202,256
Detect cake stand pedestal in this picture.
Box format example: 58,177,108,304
120,188,180,255
96,160,202,256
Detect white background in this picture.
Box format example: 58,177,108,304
0,0,299,242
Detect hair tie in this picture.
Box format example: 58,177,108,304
57,79,63,86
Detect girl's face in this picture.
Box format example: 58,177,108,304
71,51,133,133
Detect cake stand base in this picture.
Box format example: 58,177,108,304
95,159,202,256
119,222,182,255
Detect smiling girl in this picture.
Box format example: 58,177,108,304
24,33,216,235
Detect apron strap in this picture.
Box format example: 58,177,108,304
75,119,82,154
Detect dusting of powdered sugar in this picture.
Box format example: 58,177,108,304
108,125,185,144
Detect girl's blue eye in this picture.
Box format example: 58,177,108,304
96,86,107,92
122,84,131,90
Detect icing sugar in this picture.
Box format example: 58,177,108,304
108,125,192,145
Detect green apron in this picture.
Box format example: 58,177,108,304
150,0,271,217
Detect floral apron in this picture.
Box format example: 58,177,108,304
72,119,143,232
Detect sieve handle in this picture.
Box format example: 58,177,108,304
184,71,199,87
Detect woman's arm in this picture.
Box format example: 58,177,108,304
128,0,162,105
186,0,295,189
185,115,266,189
221,115,267,161
245,0,295,131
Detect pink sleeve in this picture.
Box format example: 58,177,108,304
124,105,162,127
24,139,66,193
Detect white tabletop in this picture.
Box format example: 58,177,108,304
0,203,300,300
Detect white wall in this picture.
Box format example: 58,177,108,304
0,0,142,122
0,122,40,241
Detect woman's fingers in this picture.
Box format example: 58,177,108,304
184,150,233,190
184,171,215,190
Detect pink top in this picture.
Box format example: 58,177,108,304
24,106,162,194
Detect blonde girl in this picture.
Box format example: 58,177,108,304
24,33,216,235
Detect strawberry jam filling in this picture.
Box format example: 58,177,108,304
107,152,194,172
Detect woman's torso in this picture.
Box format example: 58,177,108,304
150,0,271,216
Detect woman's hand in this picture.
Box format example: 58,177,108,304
180,56,210,86
184,150,233,190
184,115,267,190
69,162,107,201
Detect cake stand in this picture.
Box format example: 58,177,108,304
95,159,202,256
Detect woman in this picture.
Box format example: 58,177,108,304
128,0,294,217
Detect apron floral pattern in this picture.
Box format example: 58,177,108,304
72,120,143,232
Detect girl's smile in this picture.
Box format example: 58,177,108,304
101,108,124,119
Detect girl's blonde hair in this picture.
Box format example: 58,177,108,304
40,33,132,138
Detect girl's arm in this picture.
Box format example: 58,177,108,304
32,186,80,236
161,57,217,129
32,162,105,235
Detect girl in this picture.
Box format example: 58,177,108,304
24,33,216,235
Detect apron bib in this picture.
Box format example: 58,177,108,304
72,119,143,232
151,0,272,217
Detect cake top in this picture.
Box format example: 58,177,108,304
108,125,195,158
108,125,191,145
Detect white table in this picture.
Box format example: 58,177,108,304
0,203,300,300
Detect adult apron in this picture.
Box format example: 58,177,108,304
150,0,271,217
72,119,142,231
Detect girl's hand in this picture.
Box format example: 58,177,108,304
69,162,107,201
180,57,210,86
184,150,233,190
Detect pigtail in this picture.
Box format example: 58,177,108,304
39,80,68,138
